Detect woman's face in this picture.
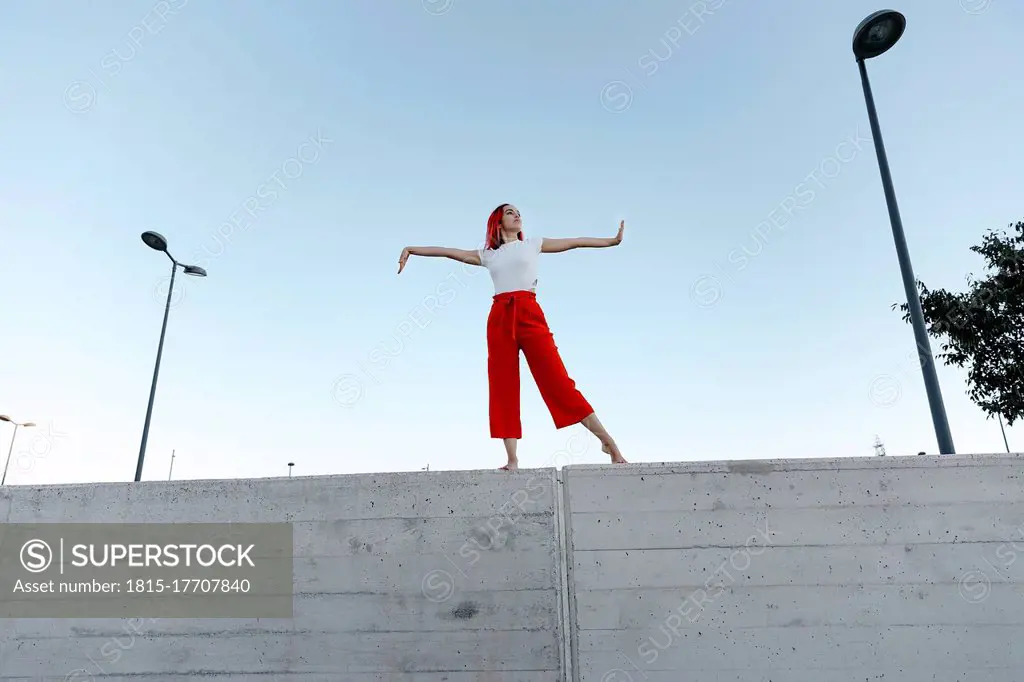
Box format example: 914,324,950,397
501,205,522,231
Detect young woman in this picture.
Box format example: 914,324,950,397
397,203,628,471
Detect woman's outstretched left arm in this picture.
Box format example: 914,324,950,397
541,220,624,253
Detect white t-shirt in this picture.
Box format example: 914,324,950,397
478,236,544,295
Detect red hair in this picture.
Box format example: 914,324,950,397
484,203,523,250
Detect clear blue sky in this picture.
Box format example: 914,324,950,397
1,0,1021,484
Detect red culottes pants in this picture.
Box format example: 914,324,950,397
487,290,593,439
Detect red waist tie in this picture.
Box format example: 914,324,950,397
492,289,535,343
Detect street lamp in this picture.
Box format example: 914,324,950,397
853,10,955,455
997,414,1010,453
136,231,207,482
1,415,36,485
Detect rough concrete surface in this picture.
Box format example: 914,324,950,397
1,453,1022,681
562,453,1024,682
0,469,565,681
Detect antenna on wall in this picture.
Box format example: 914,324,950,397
288,462,295,477
168,449,176,480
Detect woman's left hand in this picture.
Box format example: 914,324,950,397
610,220,624,246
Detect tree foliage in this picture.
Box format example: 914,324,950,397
893,219,1024,426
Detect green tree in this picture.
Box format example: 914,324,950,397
893,219,1023,425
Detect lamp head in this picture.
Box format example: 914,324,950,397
183,265,207,277
853,10,906,60
0,416,35,427
141,231,169,252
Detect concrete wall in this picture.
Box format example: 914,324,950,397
561,453,1024,682
0,469,566,681
3,453,1024,681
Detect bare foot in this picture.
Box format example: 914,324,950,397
601,442,628,464
499,461,519,471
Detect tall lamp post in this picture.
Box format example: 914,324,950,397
136,231,207,482
853,10,955,455
1,415,36,485
997,414,1010,453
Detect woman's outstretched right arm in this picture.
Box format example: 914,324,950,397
398,246,481,273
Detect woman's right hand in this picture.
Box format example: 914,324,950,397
397,247,411,274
